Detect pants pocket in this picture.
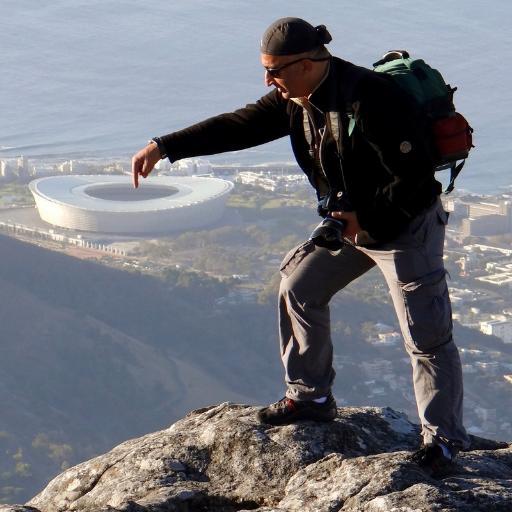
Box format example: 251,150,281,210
400,268,453,350
409,201,449,246
279,240,315,278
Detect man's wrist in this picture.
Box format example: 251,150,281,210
148,136,167,160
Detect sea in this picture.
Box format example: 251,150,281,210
1,0,511,193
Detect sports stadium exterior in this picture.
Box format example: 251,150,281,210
29,175,233,234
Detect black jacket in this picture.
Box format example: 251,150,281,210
160,57,441,242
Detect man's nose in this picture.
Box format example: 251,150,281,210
264,70,274,87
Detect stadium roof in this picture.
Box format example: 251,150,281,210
29,175,233,213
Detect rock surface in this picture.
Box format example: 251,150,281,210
2,403,509,511
0,507,40,512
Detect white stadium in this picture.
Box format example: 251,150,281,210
29,175,233,234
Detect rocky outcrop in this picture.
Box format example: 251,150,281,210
0,507,40,512
4,403,509,511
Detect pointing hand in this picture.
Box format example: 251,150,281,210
131,142,162,188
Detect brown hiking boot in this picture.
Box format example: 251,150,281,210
257,394,337,425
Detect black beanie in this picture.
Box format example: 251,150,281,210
260,17,332,56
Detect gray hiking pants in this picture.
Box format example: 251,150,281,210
278,197,470,448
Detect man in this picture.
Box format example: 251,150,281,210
132,17,470,472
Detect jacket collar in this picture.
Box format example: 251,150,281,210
308,57,353,113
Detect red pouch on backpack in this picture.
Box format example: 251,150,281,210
431,112,474,164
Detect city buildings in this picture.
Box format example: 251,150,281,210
235,170,308,192
456,199,512,237
480,319,512,343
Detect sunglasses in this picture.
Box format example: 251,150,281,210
264,57,330,78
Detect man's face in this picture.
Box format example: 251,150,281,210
260,53,311,99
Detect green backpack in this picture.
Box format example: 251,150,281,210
373,50,474,193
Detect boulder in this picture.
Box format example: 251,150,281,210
11,403,509,511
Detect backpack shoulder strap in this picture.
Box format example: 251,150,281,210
327,64,368,152
445,160,466,194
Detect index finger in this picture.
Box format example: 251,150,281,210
132,155,141,188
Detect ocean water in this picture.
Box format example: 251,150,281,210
1,0,511,193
